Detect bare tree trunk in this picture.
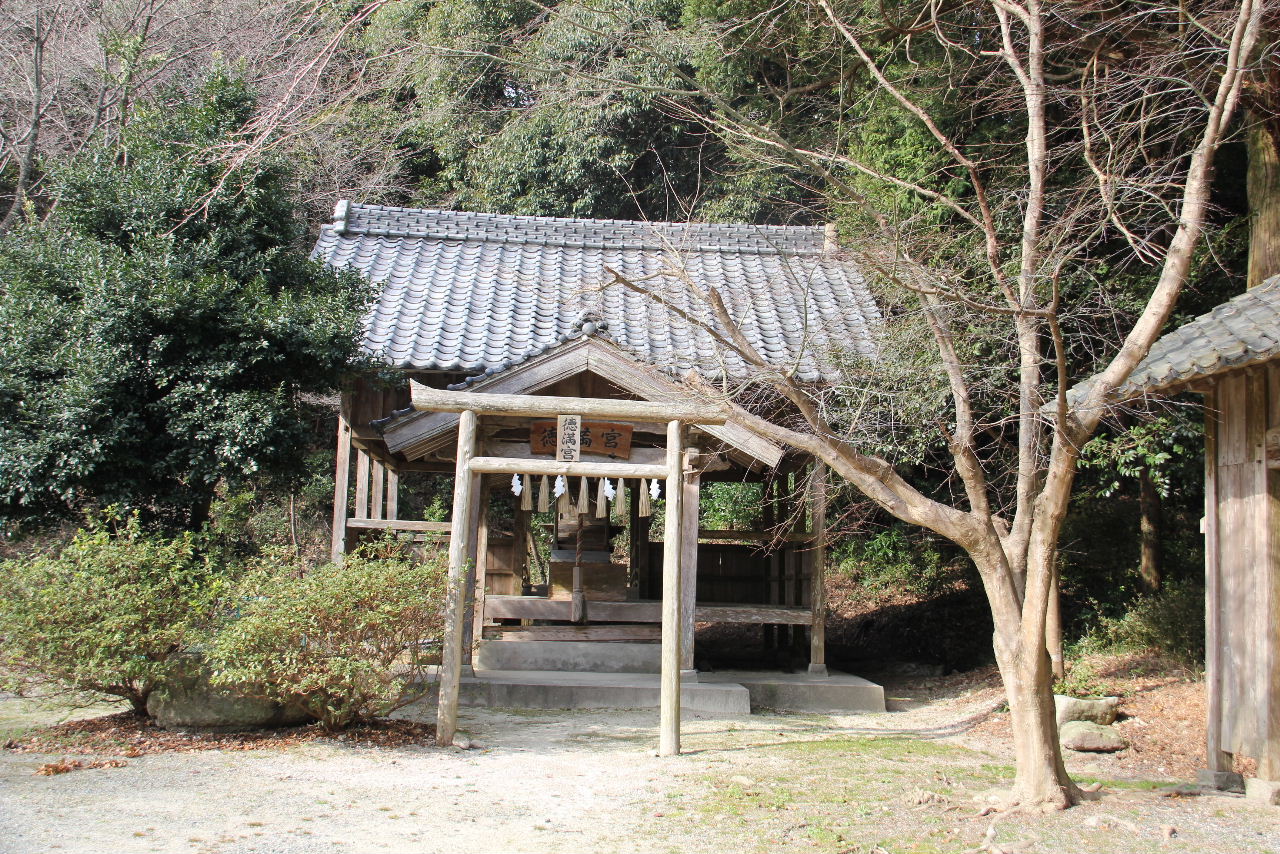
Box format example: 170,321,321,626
1248,111,1280,288
998,642,1075,808
1138,468,1162,593
1047,563,1065,680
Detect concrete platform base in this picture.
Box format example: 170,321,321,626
699,670,886,714
1246,778,1280,805
474,640,660,674
456,670,750,715
1197,769,1245,793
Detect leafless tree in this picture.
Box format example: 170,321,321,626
0,0,406,232
488,0,1271,809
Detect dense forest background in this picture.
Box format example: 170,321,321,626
0,0,1262,671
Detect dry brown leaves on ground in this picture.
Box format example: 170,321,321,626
963,651,1207,781
6,712,436,758
35,758,128,775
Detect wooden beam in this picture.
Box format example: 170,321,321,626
437,409,478,747
330,413,353,563
697,605,812,625
481,595,812,624
411,381,727,425
467,456,668,480
660,420,684,757
485,440,667,466
482,625,662,642
808,461,828,677
346,518,451,533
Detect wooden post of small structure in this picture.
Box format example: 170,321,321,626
355,450,371,519
808,461,828,677
386,469,399,521
469,480,491,658
437,409,479,747
330,411,353,564
762,476,777,651
660,419,685,757
371,461,385,520
1204,384,1231,774
680,448,701,674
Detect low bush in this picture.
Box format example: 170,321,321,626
833,526,962,597
206,538,447,730
1072,578,1205,666
0,513,224,714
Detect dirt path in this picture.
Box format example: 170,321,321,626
2,686,1279,854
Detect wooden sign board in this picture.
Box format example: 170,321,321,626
532,419,634,460
556,414,581,462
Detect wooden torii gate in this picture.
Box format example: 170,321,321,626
411,382,729,755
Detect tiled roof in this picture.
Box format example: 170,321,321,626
311,203,880,383
1121,276,1280,395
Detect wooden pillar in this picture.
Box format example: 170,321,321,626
469,480,491,656
354,450,371,519
808,460,828,676
1204,384,1232,773
371,461,385,520
437,409,478,747
513,506,530,590
386,469,399,521
330,412,353,564
762,476,777,651
629,485,642,597
660,419,685,757
680,449,701,673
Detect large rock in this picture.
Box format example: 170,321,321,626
1060,720,1128,753
1054,694,1120,726
148,663,313,731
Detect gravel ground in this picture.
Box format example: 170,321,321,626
2,681,1279,854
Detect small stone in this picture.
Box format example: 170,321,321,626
453,736,472,750
1161,825,1177,839
1060,721,1128,753
1055,695,1120,726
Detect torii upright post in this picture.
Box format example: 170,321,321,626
659,419,685,756
437,408,478,746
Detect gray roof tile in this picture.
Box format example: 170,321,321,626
1120,276,1280,394
312,203,879,383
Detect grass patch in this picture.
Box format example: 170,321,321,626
677,732,1007,854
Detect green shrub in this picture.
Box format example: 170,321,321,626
833,526,959,597
0,514,224,714
206,539,448,730
1073,578,1205,666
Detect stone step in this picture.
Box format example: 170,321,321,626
474,640,659,673
456,670,751,715
697,670,886,714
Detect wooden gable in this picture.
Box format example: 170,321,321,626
380,336,784,468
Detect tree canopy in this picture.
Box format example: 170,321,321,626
0,74,370,531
